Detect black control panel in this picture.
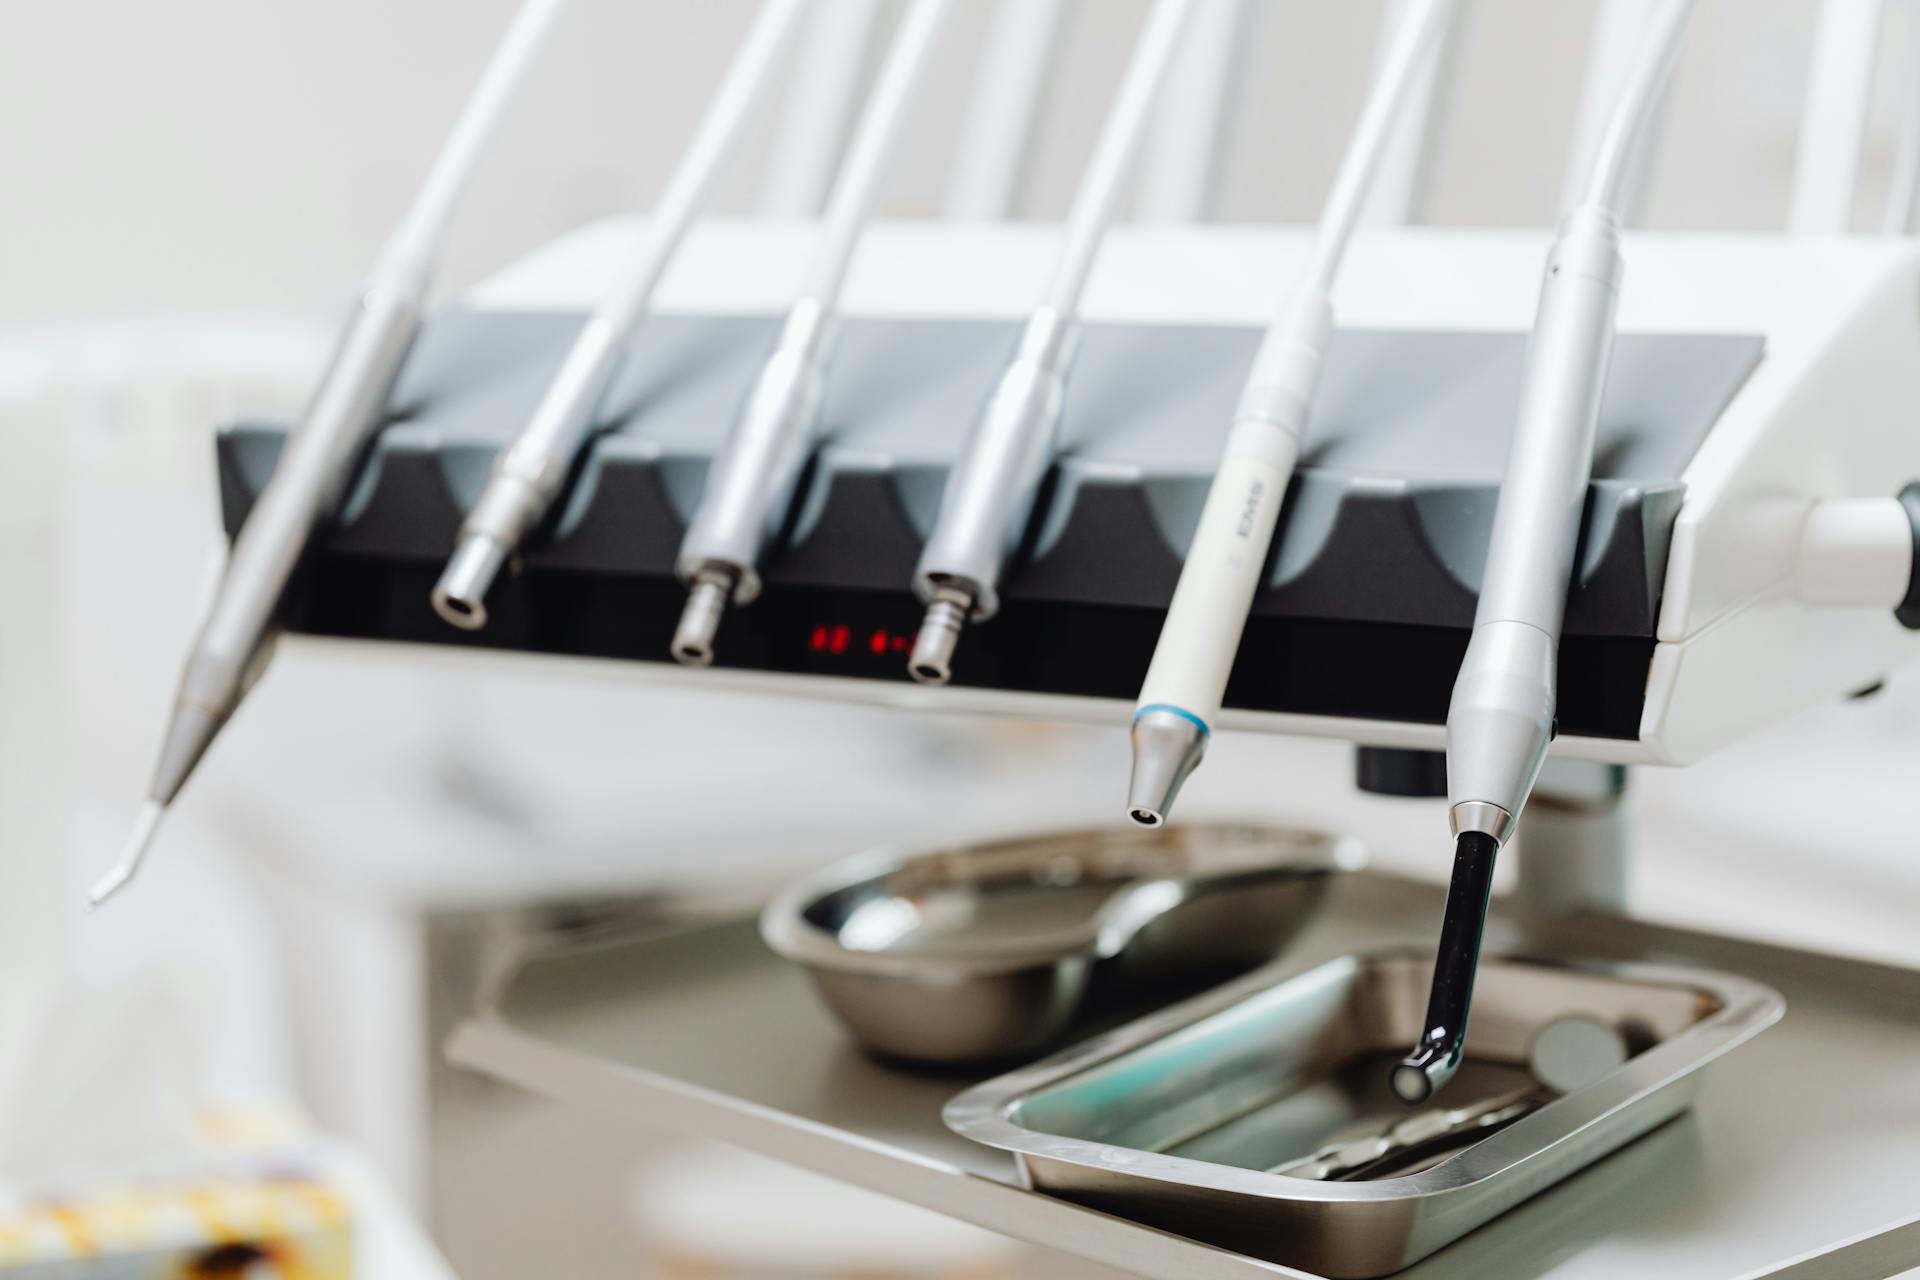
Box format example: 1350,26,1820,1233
224,309,1763,741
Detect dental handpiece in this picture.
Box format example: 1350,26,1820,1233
432,0,807,630
908,0,1203,686
90,0,567,908
671,0,954,666
1127,0,1455,826
1396,0,1696,1103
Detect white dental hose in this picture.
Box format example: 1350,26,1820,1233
1043,0,1200,317
907,0,1205,684
670,0,956,664
1126,0,1457,826
431,0,809,630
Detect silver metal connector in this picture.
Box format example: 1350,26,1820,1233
911,309,1075,624
1448,799,1517,846
431,321,619,632
909,585,972,685
1394,829,1501,1105
433,533,510,630
1126,708,1209,827
672,568,735,667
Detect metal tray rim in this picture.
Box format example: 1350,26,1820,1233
760,822,1367,978
942,948,1784,1206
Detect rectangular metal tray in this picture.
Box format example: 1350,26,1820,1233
946,950,1782,1276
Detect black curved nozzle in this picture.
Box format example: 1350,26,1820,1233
1393,830,1501,1105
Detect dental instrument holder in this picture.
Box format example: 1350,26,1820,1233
216,309,1761,756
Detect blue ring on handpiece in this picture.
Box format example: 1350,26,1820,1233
1132,703,1212,737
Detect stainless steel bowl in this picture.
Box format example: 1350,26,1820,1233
760,823,1364,1066
944,949,1784,1277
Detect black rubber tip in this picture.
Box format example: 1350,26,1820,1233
1394,831,1501,1106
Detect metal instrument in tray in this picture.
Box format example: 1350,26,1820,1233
944,949,1783,1278
760,823,1364,1065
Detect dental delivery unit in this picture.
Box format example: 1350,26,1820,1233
100,1,1920,1275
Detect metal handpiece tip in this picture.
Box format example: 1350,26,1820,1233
90,801,166,908
909,589,971,685
1126,709,1208,827
432,535,509,631
672,572,732,667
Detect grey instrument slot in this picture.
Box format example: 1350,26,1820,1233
220,313,1762,640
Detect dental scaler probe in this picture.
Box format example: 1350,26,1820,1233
1392,0,1696,1105
432,0,808,629
1126,0,1455,827
90,0,567,908
672,0,954,665
907,0,1202,685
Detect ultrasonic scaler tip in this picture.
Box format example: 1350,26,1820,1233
91,801,167,909
100,0,566,905
1125,706,1209,827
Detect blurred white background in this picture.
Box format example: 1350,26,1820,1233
5,0,1920,326
5,2,1920,1277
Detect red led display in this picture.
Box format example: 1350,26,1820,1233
808,622,914,657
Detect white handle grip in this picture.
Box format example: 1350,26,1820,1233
1135,421,1301,728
